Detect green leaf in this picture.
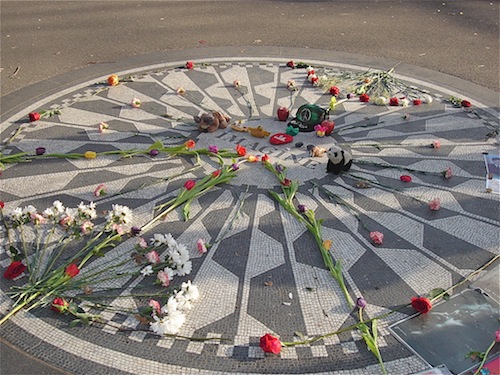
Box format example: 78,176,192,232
427,287,446,299
148,140,164,151
69,319,82,328
294,331,305,340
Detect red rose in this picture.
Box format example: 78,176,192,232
259,334,281,354
400,175,412,183
184,179,196,190
359,94,370,103
286,60,295,69
51,297,69,313
0,201,4,209
29,112,41,122
3,261,27,280
329,86,340,96
389,97,399,106
65,263,80,278
461,100,471,108
413,99,422,106
236,144,246,157
185,61,194,69
212,170,221,178
411,296,432,314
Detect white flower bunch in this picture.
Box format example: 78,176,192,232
149,281,200,335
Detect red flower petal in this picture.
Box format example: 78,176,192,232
3,261,26,280
65,263,80,278
259,334,282,354
411,296,432,314
400,175,412,183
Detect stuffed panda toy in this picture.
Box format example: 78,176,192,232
327,145,352,174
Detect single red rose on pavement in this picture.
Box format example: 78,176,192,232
359,94,370,103
413,99,422,106
185,61,194,69
329,86,340,96
389,97,399,106
400,175,412,183
260,334,282,354
461,100,471,108
411,296,432,314
29,112,41,122
286,60,295,69
3,261,27,280
51,297,69,313
65,263,80,278
184,180,196,190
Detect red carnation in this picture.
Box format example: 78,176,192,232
359,93,370,103
400,175,412,183
259,334,282,354
212,170,221,178
461,100,471,108
413,99,422,106
236,144,246,157
329,86,340,96
411,296,432,314
65,263,80,278
286,61,295,69
0,201,4,209
389,97,399,106
185,61,194,70
29,112,41,122
184,179,196,190
3,261,27,280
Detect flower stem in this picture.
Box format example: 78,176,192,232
472,340,497,375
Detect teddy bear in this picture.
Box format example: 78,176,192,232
194,111,230,133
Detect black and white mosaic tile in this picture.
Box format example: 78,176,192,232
0,58,499,375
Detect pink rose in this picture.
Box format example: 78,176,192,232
185,61,194,69
148,299,161,315
131,98,141,108
428,198,441,211
370,231,384,245
94,183,107,197
431,140,441,149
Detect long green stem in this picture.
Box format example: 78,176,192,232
473,340,497,375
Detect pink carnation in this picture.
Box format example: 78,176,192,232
370,231,384,245
148,299,161,315
138,237,148,249
431,140,441,149
157,270,171,287
428,198,441,211
495,329,500,343
94,183,107,197
146,250,160,264
197,239,207,254
443,167,452,179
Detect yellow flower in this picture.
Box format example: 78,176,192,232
84,151,97,159
322,239,332,251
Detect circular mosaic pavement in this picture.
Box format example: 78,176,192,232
0,57,499,375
